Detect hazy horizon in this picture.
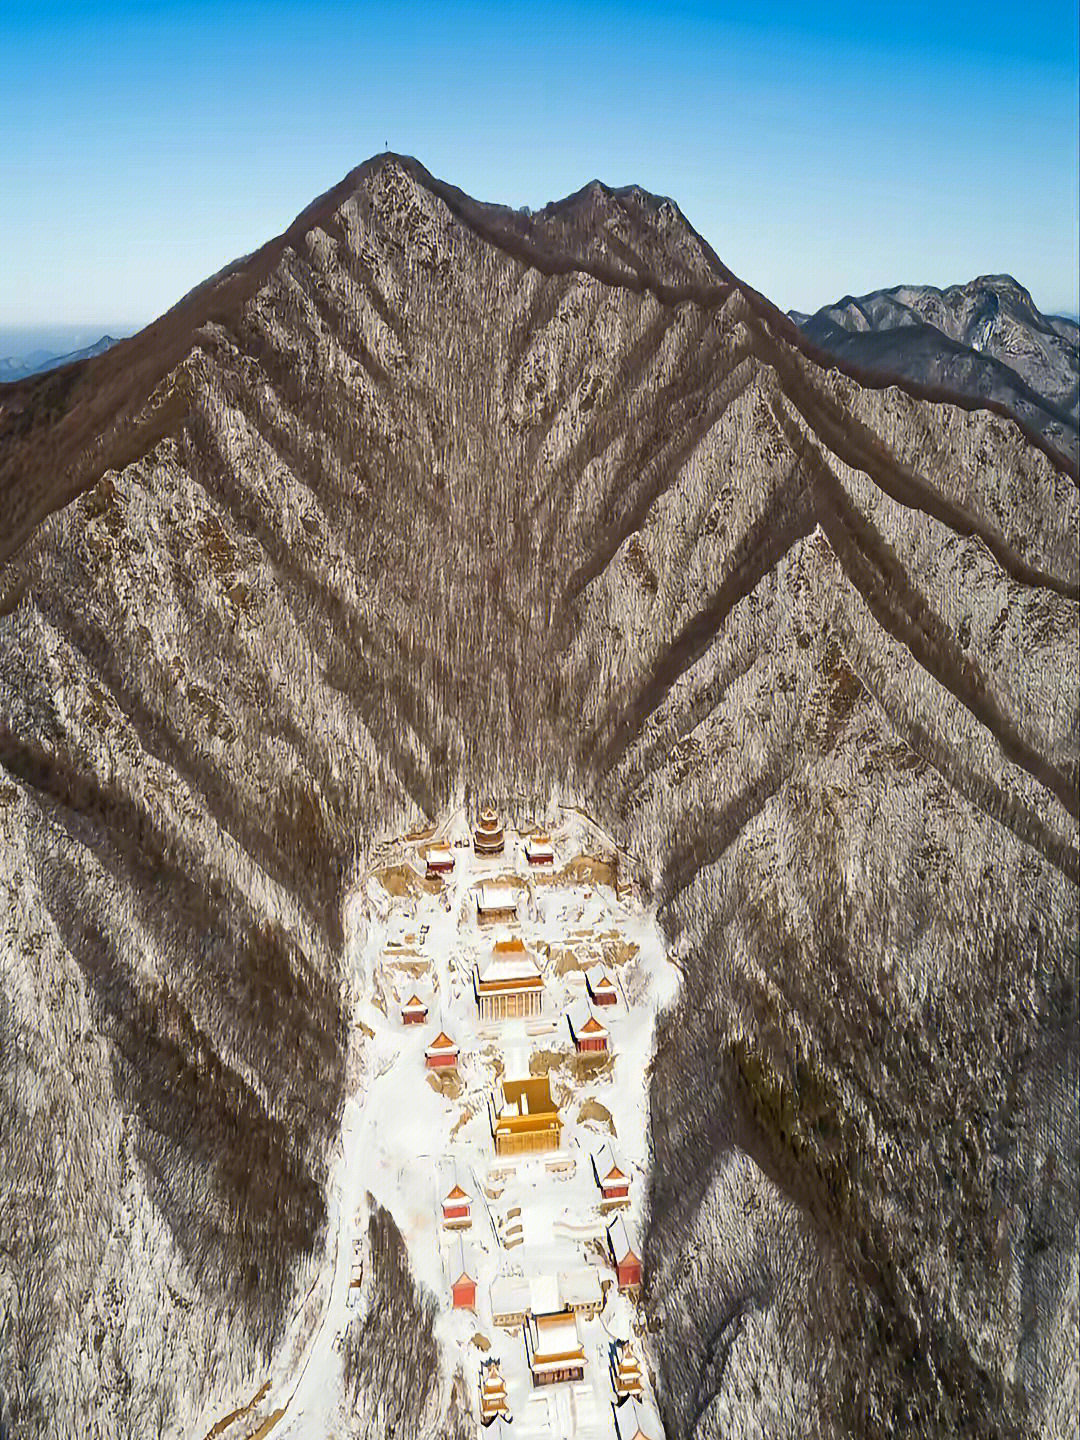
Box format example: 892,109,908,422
3,283,1078,367
1,1,1077,332
0,323,141,359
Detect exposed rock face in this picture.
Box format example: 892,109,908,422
0,155,1076,1439
792,277,1080,465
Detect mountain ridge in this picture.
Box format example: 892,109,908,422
0,333,120,383
0,154,1076,1440
791,274,1080,465
2,154,1076,573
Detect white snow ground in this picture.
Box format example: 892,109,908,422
272,808,675,1439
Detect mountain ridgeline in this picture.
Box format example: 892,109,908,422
0,156,1076,1439
792,276,1079,466
0,334,120,385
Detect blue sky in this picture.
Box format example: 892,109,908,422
1,0,1077,340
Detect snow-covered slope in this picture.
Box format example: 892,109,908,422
0,156,1076,1440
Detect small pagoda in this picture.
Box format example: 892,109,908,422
479,1358,510,1424
611,1337,644,1398
425,1031,460,1069
567,1000,609,1054
442,1182,472,1229
473,807,505,856
400,993,428,1026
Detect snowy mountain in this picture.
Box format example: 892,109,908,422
0,347,60,381
792,276,1080,463
0,156,1076,1440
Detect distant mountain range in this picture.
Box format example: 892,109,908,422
791,276,1079,464
0,333,119,383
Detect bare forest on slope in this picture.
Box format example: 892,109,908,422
0,155,1076,1439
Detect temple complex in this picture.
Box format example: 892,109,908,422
357,807,668,1436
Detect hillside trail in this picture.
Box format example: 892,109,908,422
267,828,469,1438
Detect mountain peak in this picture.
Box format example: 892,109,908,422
794,271,1079,463
1,154,1077,1440
3,156,1075,575
965,272,1031,297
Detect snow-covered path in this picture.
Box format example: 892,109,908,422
271,1096,366,1438
265,826,468,1439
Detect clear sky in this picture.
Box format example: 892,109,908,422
1,0,1077,341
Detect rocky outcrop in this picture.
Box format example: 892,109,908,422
793,277,1079,465
0,155,1076,1438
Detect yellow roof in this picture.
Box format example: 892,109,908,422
502,1075,557,1113
529,1310,585,1363
477,972,543,993
495,1075,562,1134
477,943,543,991
477,885,516,910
